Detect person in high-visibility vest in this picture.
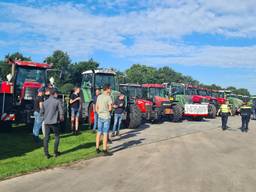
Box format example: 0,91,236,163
217,101,232,130
239,102,252,132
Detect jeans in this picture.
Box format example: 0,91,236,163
98,117,110,135
33,111,42,137
241,114,250,131
112,113,122,132
221,113,229,130
44,124,60,155
93,112,98,130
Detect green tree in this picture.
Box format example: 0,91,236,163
70,59,99,85
44,50,72,86
0,52,31,80
125,64,158,84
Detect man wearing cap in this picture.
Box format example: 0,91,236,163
41,88,64,159
32,87,44,143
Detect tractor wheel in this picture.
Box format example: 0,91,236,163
208,104,217,119
126,104,142,129
88,104,95,129
172,105,183,122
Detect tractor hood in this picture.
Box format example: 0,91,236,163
154,96,170,107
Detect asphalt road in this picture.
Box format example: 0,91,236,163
1,116,256,192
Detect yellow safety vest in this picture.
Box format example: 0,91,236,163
220,104,229,113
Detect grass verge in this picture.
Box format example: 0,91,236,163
0,126,96,180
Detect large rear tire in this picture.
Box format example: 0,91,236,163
172,105,183,122
126,104,142,129
208,104,217,119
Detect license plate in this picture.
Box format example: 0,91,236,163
165,108,172,114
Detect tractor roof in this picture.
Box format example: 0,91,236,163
82,69,116,75
9,60,50,69
120,83,141,87
142,84,165,88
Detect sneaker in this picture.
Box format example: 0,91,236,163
54,151,61,157
116,131,120,136
111,132,115,137
103,150,113,156
96,148,101,154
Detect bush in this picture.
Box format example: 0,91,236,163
60,83,74,94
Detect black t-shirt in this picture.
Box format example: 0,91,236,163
70,93,80,109
34,96,44,112
114,98,125,114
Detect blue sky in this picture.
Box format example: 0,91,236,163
0,0,255,93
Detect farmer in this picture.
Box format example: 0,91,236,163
217,100,232,130
95,84,113,156
32,87,44,143
239,101,252,133
69,87,81,135
41,88,64,159
93,89,101,132
112,94,125,137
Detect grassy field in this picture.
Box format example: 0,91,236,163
0,125,97,180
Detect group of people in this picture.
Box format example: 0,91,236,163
32,83,125,158
217,100,253,132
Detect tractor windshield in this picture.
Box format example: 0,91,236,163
211,92,219,98
15,66,46,90
198,89,208,96
149,88,166,98
218,92,225,98
186,87,198,95
126,86,143,98
171,85,185,95
95,73,118,91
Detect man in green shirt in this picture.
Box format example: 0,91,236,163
95,84,113,156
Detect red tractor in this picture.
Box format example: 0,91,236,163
119,84,159,122
186,85,217,118
142,84,183,122
0,60,66,129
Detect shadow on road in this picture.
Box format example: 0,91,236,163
110,138,146,153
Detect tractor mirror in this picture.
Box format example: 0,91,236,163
6,73,12,82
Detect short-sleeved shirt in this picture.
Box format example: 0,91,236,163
96,94,113,119
34,96,44,112
114,98,125,114
70,93,80,110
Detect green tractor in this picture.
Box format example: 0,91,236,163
80,69,142,129
224,90,243,115
167,83,209,120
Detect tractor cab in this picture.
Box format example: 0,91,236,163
142,84,183,122
120,84,157,121
81,69,142,129
12,61,49,104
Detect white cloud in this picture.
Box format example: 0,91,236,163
0,1,255,69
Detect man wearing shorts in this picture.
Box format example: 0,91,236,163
70,87,81,135
95,84,113,156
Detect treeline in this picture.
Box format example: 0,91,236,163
0,50,251,96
